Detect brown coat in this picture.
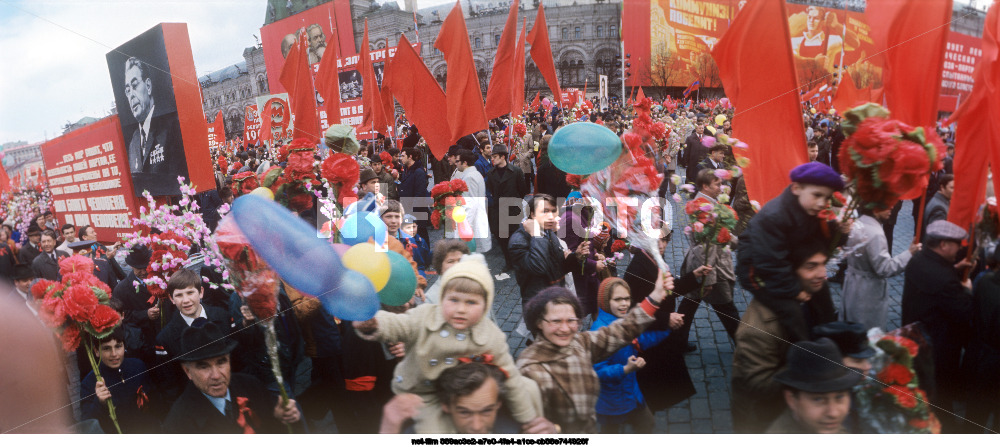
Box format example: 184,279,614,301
516,303,657,433
731,299,790,433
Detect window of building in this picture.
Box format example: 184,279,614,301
562,28,568,40
610,25,617,37
597,26,603,38
495,34,501,45
574,27,581,39
475,37,481,48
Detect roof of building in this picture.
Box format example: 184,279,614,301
198,61,248,85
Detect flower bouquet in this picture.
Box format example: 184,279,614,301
683,197,739,294
33,255,123,433
214,217,293,433
429,179,469,230
854,333,940,433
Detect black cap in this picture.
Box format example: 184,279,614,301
68,240,98,251
177,321,238,362
125,245,152,269
812,321,876,359
491,144,509,156
26,224,41,236
773,338,862,393
12,264,34,281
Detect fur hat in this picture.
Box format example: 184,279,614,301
438,253,495,308
596,277,629,314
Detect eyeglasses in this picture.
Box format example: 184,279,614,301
541,318,580,328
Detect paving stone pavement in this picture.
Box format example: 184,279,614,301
424,199,918,434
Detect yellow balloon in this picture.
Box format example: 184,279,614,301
714,114,726,126
810,108,817,114
829,108,837,115
452,206,467,223
705,125,716,134
249,187,274,201
342,243,390,291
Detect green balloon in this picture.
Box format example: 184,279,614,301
378,250,418,306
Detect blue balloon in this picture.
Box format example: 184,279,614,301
319,270,380,321
232,194,344,297
548,122,623,175
340,211,388,246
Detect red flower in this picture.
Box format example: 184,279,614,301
818,209,838,221
277,146,290,163
449,179,469,194
430,182,452,198
623,133,643,153
242,271,279,319
217,156,228,174
62,284,99,322
877,362,914,386
430,209,442,229
60,324,81,352
884,385,918,409
633,97,653,115
285,138,317,153
32,279,59,300
514,122,527,137
650,121,668,140
40,292,67,326
717,227,732,244
59,255,95,276
566,174,583,188
610,240,627,253
232,171,260,196
685,198,712,215
285,151,316,182
288,191,314,213
89,304,121,333
909,418,930,430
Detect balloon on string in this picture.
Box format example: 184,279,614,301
451,206,468,223
342,243,391,291
340,211,388,246
249,187,274,200
319,270,380,321
548,122,623,175
714,114,726,126
378,251,418,306
457,220,474,242
231,194,344,298
542,97,551,107
720,97,731,108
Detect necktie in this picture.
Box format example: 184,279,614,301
51,253,57,262
224,399,237,424
140,129,148,159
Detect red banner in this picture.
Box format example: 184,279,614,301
941,31,981,99
244,104,261,144
41,115,140,243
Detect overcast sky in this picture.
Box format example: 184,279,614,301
0,0,456,145
0,0,984,145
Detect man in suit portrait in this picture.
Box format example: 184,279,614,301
31,230,70,281
123,56,184,178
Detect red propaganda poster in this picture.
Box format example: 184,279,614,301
244,104,261,144
940,31,981,111
256,94,291,142
786,3,882,90
106,23,214,197
41,115,140,243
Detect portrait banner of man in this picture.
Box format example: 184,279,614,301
107,24,213,197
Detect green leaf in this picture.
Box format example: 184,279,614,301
841,103,890,137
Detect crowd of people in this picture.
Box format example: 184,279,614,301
1,95,998,436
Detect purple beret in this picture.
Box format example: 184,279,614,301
789,162,845,191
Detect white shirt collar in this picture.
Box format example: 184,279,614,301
181,305,208,326
140,105,155,141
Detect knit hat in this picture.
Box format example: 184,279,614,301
789,162,845,191
439,253,495,308
596,277,629,314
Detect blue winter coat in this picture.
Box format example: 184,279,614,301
590,308,671,416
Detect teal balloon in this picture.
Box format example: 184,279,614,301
320,270,380,321
378,251,418,306
548,122,623,175
232,194,344,298
340,211,388,246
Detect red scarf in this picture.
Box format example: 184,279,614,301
235,397,258,434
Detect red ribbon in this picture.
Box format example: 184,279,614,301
235,397,257,434
345,376,377,391
136,385,149,409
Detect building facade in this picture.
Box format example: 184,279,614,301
198,45,269,141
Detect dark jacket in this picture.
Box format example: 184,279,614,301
127,114,189,196
921,191,950,240
736,186,840,341
536,156,571,200
230,290,306,394
901,249,972,398
18,241,41,266
92,257,119,291
80,357,160,433
623,248,699,411
591,309,671,417
508,227,580,305
397,160,428,200
965,271,1000,407
485,163,528,209
696,157,724,177
0,244,17,281
683,129,714,181
31,249,70,281
114,271,167,365
162,373,285,434
154,305,234,406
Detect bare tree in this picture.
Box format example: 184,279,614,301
795,57,829,91
646,45,681,88
692,53,721,88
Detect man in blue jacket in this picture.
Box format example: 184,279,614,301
398,147,430,242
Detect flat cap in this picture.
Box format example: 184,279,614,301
926,220,967,241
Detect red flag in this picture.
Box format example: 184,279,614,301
868,0,953,128
512,19,527,116
712,0,807,204
530,92,540,110
213,110,226,144
436,2,488,142
358,20,379,133
484,0,520,119
386,34,453,160
279,30,320,142
527,5,561,102
948,3,1000,229
636,86,646,103
832,70,863,114
315,23,342,129
0,164,10,193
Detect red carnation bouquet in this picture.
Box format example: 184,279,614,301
838,104,945,213
855,332,940,433
231,171,260,197
320,153,360,205
275,138,322,213
683,197,738,294
214,217,293,432
33,255,123,433
429,179,469,229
